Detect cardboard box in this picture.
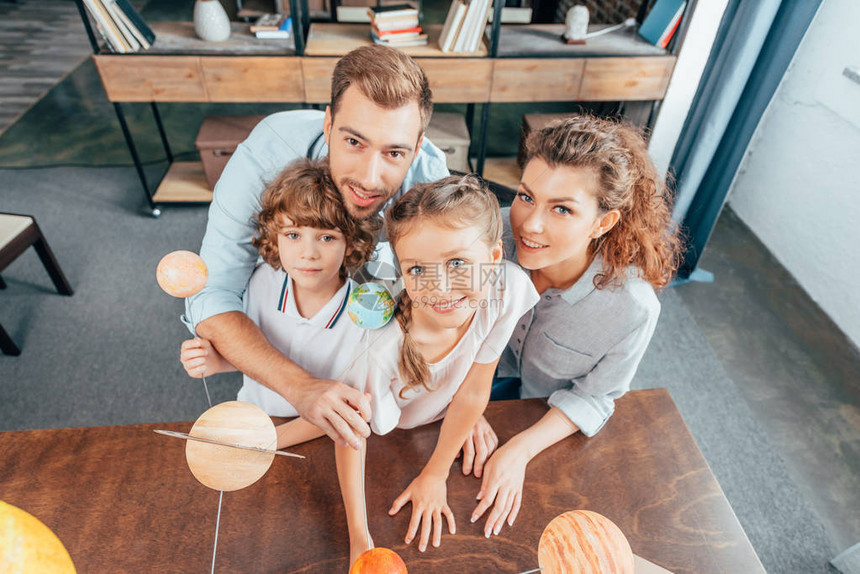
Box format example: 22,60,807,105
195,115,266,190
426,112,470,173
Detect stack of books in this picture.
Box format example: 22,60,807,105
439,0,493,53
251,13,292,39
81,0,156,53
368,4,427,48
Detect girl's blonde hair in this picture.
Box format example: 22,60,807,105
253,159,379,279
385,175,502,394
524,115,682,290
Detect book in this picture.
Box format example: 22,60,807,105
368,3,418,18
372,16,420,31
255,16,292,39
251,13,289,32
487,6,532,23
372,25,422,38
373,32,427,44
372,35,428,47
82,0,127,53
114,0,156,45
336,6,372,23
638,0,686,47
466,0,492,52
439,0,466,52
112,3,151,49
453,0,484,52
104,0,141,51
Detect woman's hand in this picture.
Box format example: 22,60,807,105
389,471,456,552
180,337,228,378
458,415,499,478
471,441,529,537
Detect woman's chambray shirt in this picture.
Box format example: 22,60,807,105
497,208,660,437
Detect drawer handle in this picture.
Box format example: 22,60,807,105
441,147,456,154
213,150,234,157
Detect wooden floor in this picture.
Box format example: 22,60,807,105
0,0,93,135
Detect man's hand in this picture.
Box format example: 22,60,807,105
292,378,372,450
458,415,498,478
196,312,374,450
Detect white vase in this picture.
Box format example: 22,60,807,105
193,0,231,42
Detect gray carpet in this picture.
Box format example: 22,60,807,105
0,166,837,572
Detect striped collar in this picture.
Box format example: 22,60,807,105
276,274,353,329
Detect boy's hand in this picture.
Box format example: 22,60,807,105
389,471,455,552
458,415,498,478
179,337,225,378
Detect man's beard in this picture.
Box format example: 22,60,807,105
339,177,396,219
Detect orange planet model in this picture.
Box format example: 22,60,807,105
538,510,634,574
0,500,77,573
156,250,208,298
349,547,408,574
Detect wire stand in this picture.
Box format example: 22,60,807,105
211,490,224,574
187,304,213,408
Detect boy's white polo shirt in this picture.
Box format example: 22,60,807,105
237,264,363,417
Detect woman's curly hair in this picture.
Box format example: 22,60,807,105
253,159,380,279
524,115,683,290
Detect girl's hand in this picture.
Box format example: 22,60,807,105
389,472,455,552
470,441,529,537
458,415,498,478
179,337,225,378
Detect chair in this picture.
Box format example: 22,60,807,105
0,213,73,355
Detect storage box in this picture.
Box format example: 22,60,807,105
195,115,266,190
426,112,471,173
195,112,471,190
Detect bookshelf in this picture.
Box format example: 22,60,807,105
76,0,689,216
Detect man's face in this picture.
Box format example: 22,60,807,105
324,85,423,219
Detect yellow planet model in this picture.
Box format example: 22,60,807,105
0,500,76,573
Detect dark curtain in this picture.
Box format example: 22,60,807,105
670,0,823,279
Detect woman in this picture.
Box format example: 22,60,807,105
468,115,682,537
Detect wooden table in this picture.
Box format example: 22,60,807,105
0,389,763,573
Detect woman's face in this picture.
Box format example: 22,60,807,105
510,157,604,272
394,220,502,331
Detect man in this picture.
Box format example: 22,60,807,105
187,45,449,450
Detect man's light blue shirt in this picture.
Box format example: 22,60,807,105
186,109,449,328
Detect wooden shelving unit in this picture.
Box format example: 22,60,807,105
75,0,689,215
151,162,213,204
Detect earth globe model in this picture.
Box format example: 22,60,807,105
347,282,395,330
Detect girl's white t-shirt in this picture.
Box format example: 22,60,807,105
341,260,539,434
238,264,362,417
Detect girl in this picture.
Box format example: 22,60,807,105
469,116,682,537
180,158,377,448
274,175,539,566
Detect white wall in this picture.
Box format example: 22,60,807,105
728,0,860,347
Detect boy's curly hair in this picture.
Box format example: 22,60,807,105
253,159,380,279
